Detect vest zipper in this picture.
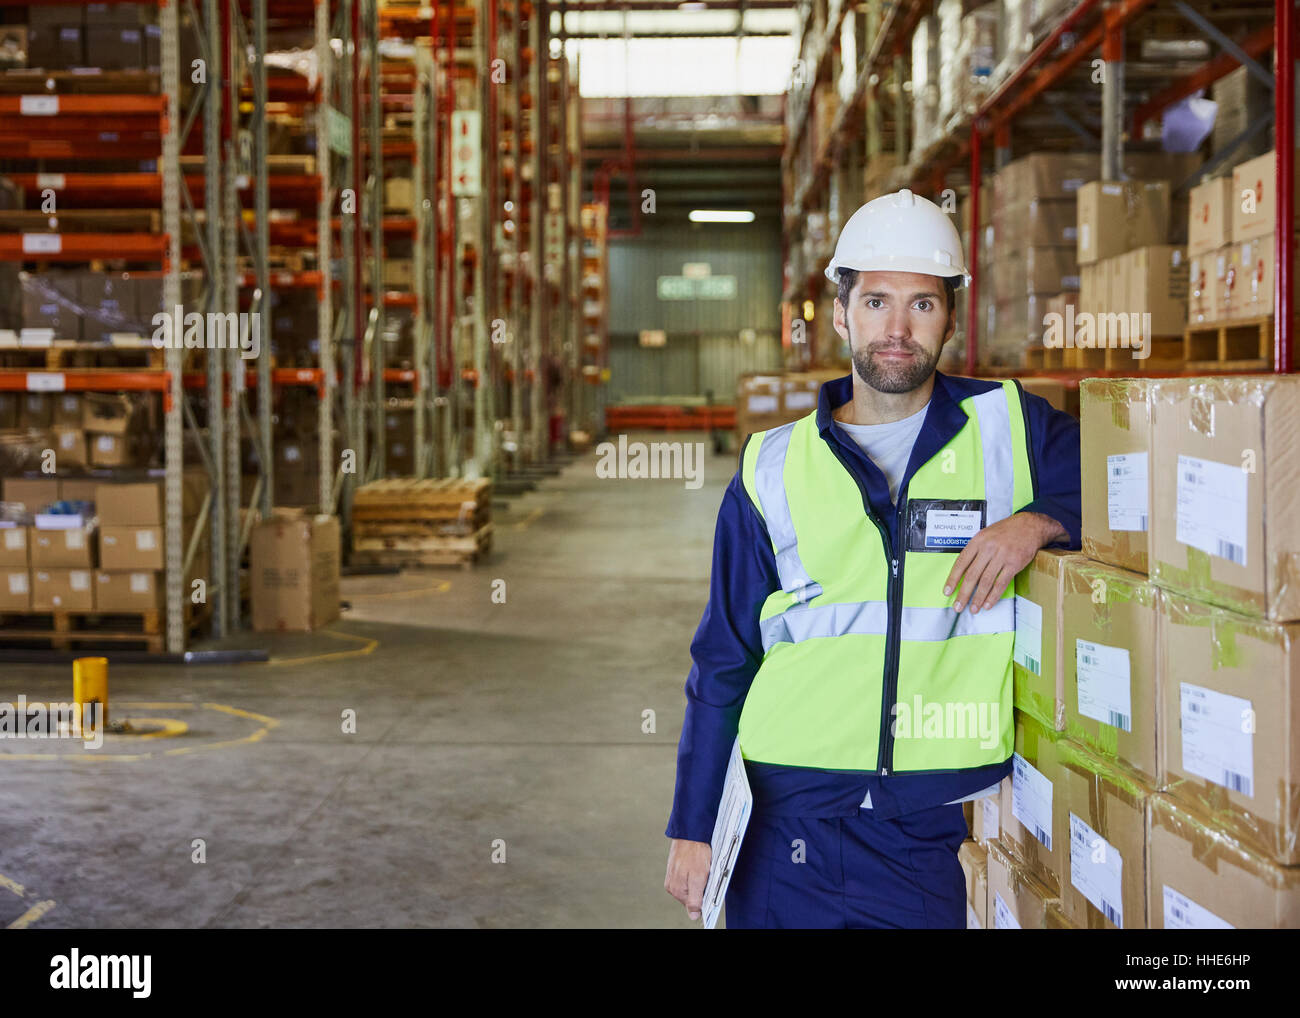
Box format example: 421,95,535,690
880,480,910,775
822,435,905,777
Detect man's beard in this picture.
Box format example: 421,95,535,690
848,320,941,394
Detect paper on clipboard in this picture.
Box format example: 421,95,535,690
702,737,753,930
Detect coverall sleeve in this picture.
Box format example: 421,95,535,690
1016,391,1083,550
665,470,779,843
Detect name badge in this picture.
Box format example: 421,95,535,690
904,498,987,552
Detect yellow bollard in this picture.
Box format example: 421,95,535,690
73,657,108,731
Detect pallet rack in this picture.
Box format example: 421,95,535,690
779,0,1296,378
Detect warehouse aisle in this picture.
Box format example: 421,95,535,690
0,434,733,929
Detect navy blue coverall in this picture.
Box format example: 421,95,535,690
665,370,1082,929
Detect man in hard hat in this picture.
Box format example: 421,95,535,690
663,189,1081,928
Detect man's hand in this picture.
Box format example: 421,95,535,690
665,839,712,921
943,511,1068,613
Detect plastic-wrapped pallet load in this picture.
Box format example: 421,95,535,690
1012,549,1081,731
959,840,989,929
986,837,1058,928
1000,710,1069,896
911,15,940,157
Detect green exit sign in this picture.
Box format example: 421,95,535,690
656,275,737,301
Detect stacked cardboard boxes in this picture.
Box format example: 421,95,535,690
734,369,845,445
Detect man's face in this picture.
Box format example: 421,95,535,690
833,270,956,394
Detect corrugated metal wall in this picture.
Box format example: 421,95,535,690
607,222,784,399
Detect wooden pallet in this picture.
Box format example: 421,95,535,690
0,70,160,95
351,523,492,570
1183,315,1273,367
0,609,164,653
0,341,163,371
0,209,162,234
353,477,491,520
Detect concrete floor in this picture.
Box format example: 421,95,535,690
0,432,732,928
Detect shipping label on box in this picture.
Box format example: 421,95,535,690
33,568,94,610
0,524,29,568
1188,175,1234,255
98,525,163,570
1012,550,1079,730
30,524,95,569
0,567,31,610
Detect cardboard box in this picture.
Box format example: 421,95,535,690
992,244,1079,300
1060,558,1160,783
0,393,19,429
99,525,163,571
51,393,82,429
19,393,52,429
82,392,134,435
1078,262,1099,312
1188,244,1233,324
1231,148,1300,242
30,524,95,569
0,567,31,610
27,24,84,72
250,512,340,631
384,177,414,213
972,779,1006,844
88,432,130,467
1188,175,1234,255
1150,376,1300,620
1080,378,1153,573
996,198,1077,248
994,153,1097,208
1228,231,1297,320
0,25,26,71
95,482,163,526
1076,180,1171,264
1125,245,1189,336
94,570,160,612
382,259,415,290
32,568,94,611
959,840,989,929
1157,590,1300,865
1058,739,1151,929
986,838,1058,929
1147,793,1300,928
1000,711,1068,895
85,2,151,24
85,24,144,71
1012,549,1080,730
78,271,142,343
51,427,86,469
58,479,100,504
0,524,28,567
2,478,59,513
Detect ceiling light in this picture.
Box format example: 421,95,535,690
688,210,755,223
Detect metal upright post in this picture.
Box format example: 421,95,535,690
414,45,430,477
254,0,273,518
161,0,184,653
317,0,336,509
340,0,358,526
223,0,242,628
528,5,546,463
204,0,227,637
1100,13,1124,181
368,0,386,480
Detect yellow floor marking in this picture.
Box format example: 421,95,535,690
0,873,25,898
118,718,189,739
346,580,452,600
264,627,378,668
7,899,55,929
513,507,544,531
118,702,197,710
0,702,280,763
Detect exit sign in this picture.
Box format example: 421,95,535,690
656,275,737,300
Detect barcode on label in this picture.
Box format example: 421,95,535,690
1169,903,1185,922
1081,654,1096,666
1101,898,1121,925
1223,770,1252,796
1217,539,1245,565
1138,514,1148,530
1184,471,1198,484
1022,655,1038,673
1111,466,1122,476
1034,825,1051,850
1108,711,1131,731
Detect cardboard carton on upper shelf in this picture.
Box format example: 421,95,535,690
1187,175,1234,256
99,525,163,571
1188,244,1234,324
1157,589,1300,866
1080,377,1152,574
82,393,135,435
1147,793,1300,928
250,511,340,632
30,523,95,570
95,483,164,527
51,394,82,429
88,432,130,468
1230,148,1300,242
52,427,87,470
32,568,94,611
1060,558,1161,784
0,567,30,610
2,478,59,514
1150,376,1300,621
94,570,161,612
1076,180,1170,264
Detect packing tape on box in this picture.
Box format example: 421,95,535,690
1152,790,1300,882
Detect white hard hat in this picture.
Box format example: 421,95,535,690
824,188,971,289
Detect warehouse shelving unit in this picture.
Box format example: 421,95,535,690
779,0,1297,377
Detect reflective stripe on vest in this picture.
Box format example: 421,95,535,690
753,421,824,604
760,596,1014,652
970,387,1014,524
